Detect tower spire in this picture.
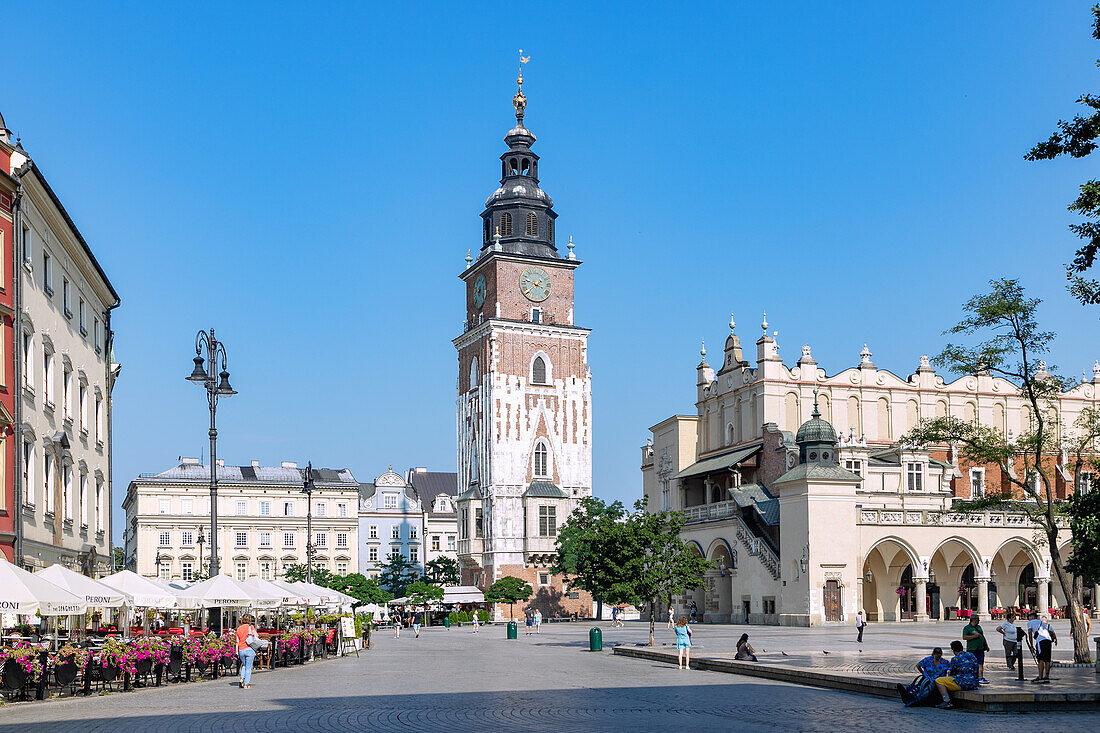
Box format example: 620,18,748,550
513,50,530,125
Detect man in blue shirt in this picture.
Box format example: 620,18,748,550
934,640,980,709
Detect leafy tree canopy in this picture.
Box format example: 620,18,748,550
378,552,420,598
485,576,533,619
552,497,635,606
424,557,460,586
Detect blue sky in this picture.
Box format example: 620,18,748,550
4,2,1100,543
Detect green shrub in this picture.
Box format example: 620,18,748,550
477,610,489,623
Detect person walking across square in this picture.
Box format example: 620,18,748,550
534,610,542,633
855,611,866,643
961,613,989,684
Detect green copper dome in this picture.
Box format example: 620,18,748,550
795,394,837,445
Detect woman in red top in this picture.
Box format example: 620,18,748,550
235,613,257,688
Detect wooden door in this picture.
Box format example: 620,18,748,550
823,580,842,622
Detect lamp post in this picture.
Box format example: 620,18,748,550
302,462,314,584
187,328,236,633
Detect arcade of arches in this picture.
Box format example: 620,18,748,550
861,536,1089,622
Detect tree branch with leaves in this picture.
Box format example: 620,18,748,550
903,279,1091,662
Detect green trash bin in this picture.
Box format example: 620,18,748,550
444,617,451,629
507,620,518,639
589,627,602,651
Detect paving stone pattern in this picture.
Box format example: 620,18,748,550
0,621,1094,731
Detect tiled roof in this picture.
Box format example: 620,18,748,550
523,481,569,498
408,471,458,514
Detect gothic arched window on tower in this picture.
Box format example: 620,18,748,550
509,158,519,175
534,442,549,478
526,212,538,236
500,212,512,235
532,355,547,384
521,158,530,175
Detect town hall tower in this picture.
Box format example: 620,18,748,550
453,62,593,617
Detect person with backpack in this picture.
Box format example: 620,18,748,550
1027,613,1057,683
896,646,950,707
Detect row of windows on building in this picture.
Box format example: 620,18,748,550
457,505,557,539
20,442,106,530
365,524,419,540
22,226,106,350
157,528,350,550
155,497,350,518
158,558,351,583
364,545,420,564
21,340,105,441
485,212,552,240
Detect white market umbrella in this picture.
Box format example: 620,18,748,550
175,574,281,610
287,580,341,604
0,557,87,616
100,570,178,608
37,564,128,608
386,596,409,606
268,579,319,605
243,576,300,607
443,586,485,604
355,602,389,619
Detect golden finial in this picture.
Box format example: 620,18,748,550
513,49,529,123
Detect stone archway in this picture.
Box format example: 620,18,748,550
704,540,735,623
681,541,706,622
992,537,1042,613
861,537,921,622
929,537,983,620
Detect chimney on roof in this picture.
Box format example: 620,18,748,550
178,456,200,466
281,461,298,469
215,459,225,467
251,460,260,468
414,467,427,473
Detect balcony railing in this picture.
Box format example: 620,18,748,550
457,538,484,556
858,508,1069,528
683,500,739,524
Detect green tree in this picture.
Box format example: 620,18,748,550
1066,491,1100,586
331,573,393,605
424,557,460,586
112,546,124,572
406,580,445,624
283,564,310,583
551,497,632,620
484,576,533,620
1026,4,1100,306
620,499,713,646
378,552,420,597
903,280,1091,662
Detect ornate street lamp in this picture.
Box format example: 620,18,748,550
196,527,205,578
187,329,236,632
302,462,315,584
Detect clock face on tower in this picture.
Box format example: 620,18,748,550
473,274,487,308
519,267,551,302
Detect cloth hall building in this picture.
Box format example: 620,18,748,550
641,315,1099,626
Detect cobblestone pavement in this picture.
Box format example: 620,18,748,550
0,622,1094,732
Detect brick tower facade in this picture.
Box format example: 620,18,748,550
454,63,593,618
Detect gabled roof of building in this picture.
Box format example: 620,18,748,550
523,481,569,498
408,471,459,512
675,442,762,480
726,482,779,527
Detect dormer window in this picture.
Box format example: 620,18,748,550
500,212,513,235
526,212,538,236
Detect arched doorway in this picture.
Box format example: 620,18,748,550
705,541,734,623
959,564,978,612
1019,564,1037,611
861,537,920,621
823,580,842,622
898,565,917,620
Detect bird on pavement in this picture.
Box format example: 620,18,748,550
822,651,830,655
780,651,789,656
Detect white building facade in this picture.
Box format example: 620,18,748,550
123,459,358,581
642,316,1100,626
8,138,120,576
407,468,458,567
